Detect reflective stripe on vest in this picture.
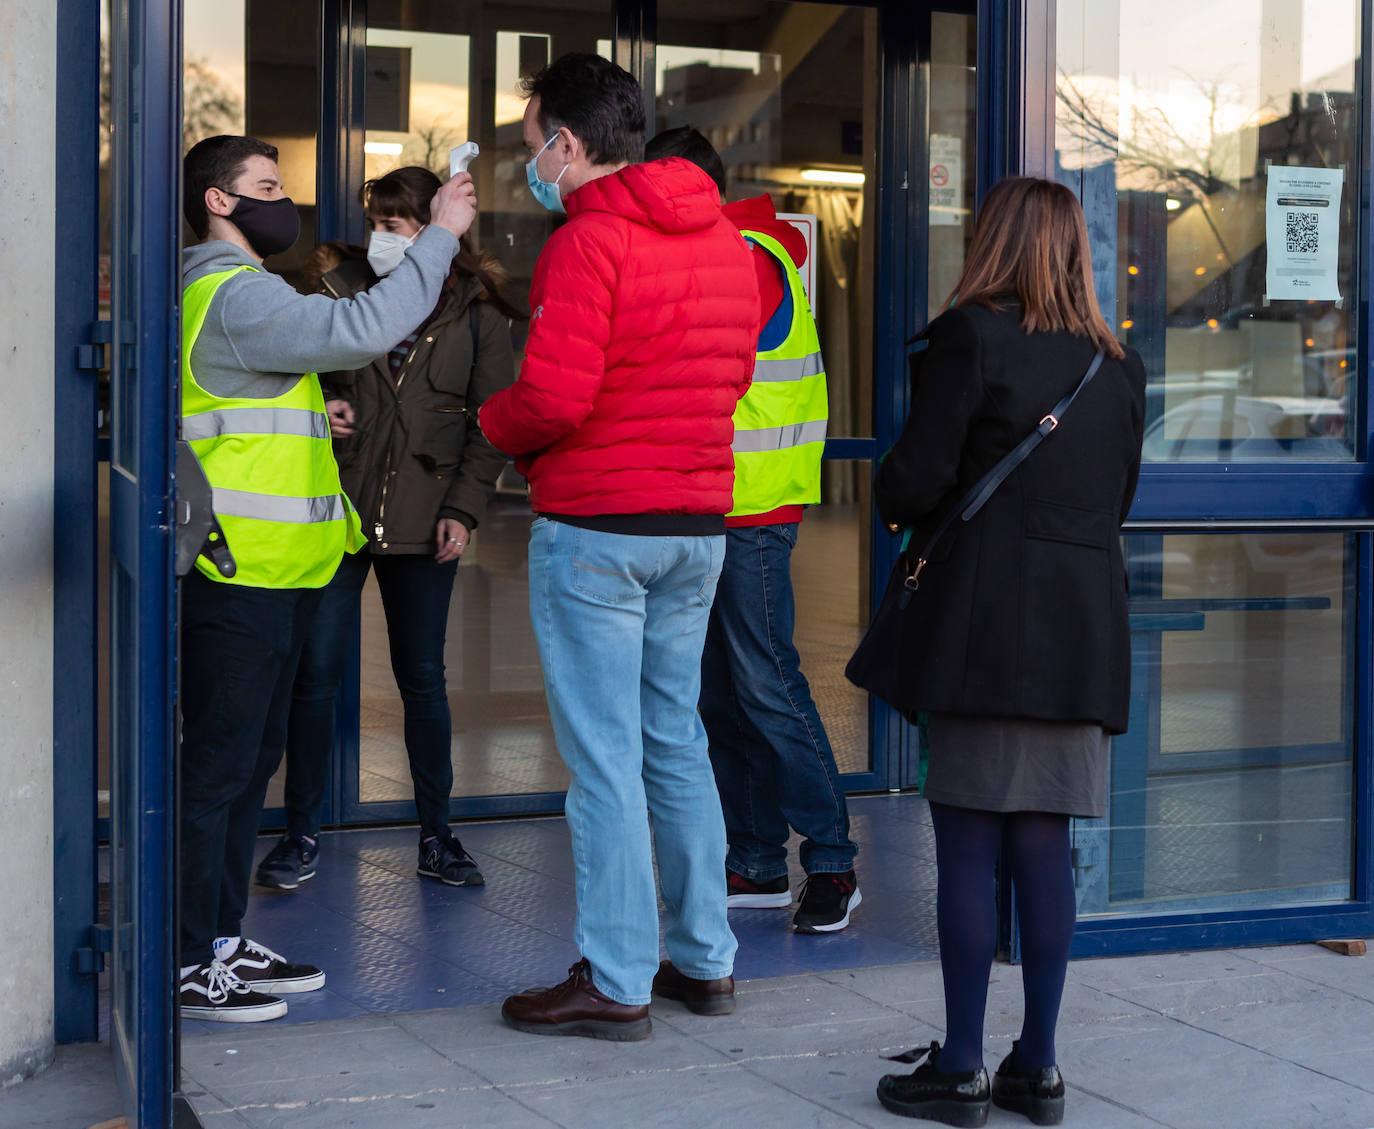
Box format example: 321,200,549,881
751,351,825,382
210,488,347,524
732,418,829,454
730,229,829,517
181,405,331,443
182,266,365,588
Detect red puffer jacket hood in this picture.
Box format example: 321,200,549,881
478,157,760,517
568,156,723,235
723,194,807,269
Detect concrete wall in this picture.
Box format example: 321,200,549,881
0,2,57,1089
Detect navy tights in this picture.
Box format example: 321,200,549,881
927,802,1077,1073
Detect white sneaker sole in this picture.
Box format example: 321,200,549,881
795,887,862,933
253,970,326,994
181,998,287,1023
257,867,316,891
727,890,794,909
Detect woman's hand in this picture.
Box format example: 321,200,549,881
434,517,471,563
325,398,357,438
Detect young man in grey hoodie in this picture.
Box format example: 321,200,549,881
178,134,476,1022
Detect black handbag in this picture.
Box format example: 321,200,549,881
844,349,1106,715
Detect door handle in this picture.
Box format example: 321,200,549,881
175,440,236,578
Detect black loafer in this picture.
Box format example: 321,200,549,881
992,1041,1066,1125
876,1041,990,1126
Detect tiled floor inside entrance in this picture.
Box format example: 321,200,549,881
183,793,938,1034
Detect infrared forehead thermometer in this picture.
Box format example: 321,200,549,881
450,141,479,178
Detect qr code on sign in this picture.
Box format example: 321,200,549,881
1286,211,1320,253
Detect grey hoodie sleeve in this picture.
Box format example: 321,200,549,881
214,227,460,376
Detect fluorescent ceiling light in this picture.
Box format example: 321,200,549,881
800,168,865,186
365,141,404,156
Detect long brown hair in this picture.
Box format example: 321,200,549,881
360,166,526,321
944,177,1123,359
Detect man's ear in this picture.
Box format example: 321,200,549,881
205,185,237,220
555,126,580,165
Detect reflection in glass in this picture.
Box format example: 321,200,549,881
183,0,246,146
364,29,471,181
1075,533,1354,917
1056,0,1359,461
926,12,977,320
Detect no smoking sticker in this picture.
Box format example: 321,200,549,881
929,135,962,226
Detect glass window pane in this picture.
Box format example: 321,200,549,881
795,462,872,775
351,1,613,806
656,1,878,439
1056,0,1360,462
1075,532,1355,917
926,11,977,320
184,0,319,281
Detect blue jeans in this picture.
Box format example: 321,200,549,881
280,549,459,840
528,518,737,1005
698,523,856,879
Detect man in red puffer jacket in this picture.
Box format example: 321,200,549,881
479,53,759,1041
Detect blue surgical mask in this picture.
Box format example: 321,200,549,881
526,132,569,214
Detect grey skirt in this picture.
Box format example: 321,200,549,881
923,712,1109,819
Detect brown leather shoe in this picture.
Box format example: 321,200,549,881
501,959,651,1041
652,960,736,1015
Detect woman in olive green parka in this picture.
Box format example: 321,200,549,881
256,166,523,893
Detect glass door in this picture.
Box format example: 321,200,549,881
334,0,616,824
105,0,179,1122
328,0,894,824
651,0,887,786
1054,0,1374,949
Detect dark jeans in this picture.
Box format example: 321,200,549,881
179,573,323,966
698,523,856,878
283,549,459,840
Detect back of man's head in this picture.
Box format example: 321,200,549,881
644,127,726,196
521,54,646,167
184,134,280,239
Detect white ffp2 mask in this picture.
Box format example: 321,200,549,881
367,228,421,277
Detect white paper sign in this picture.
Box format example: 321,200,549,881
775,212,818,317
929,134,962,227
1265,165,1343,301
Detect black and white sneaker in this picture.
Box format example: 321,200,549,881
418,833,485,887
180,961,287,1023
219,938,326,994
255,832,319,890
726,869,793,909
793,870,862,933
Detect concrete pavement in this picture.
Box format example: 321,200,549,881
9,942,1374,1128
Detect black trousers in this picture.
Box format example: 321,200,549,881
178,572,323,967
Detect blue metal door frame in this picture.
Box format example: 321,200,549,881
52,0,104,1048
1010,0,1374,955
105,0,183,1122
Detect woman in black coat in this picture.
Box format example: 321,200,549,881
872,178,1145,1127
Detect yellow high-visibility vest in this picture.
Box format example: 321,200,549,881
730,228,829,517
181,266,365,588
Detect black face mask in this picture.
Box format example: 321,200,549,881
226,193,301,258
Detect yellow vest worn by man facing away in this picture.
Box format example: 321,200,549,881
731,228,829,517
181,266,365,588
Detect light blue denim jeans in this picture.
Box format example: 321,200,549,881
528,517,737,1005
